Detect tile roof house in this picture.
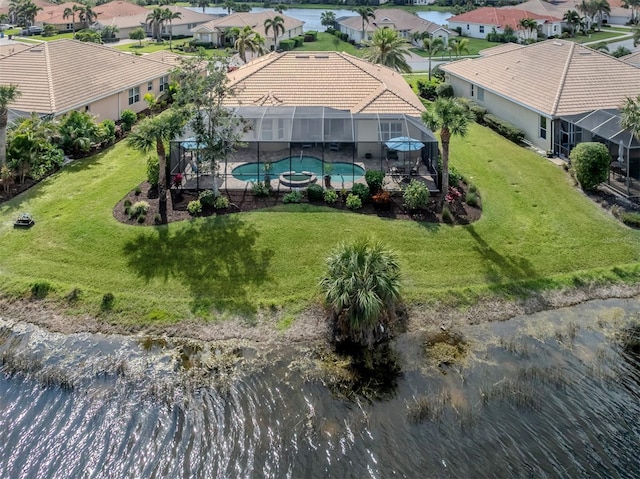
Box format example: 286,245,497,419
447,7,563,41
442,39,640,156
0,0,52,18
191,11,303,51
336,8,456,43
621,50,640,66
0,39,173,121
35,1,85,31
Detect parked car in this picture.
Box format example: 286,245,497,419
21,25,43,36
0,24,14,31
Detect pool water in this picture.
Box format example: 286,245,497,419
231,156,365,183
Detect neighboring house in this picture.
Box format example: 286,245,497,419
0,0,52,22
441,39,640,158
92,3,213,40
621,51,640,66
35,1,84,31
337,8,456,43
191,11,303,51
0,39,173,122
478,42,525,56
447,7,562,41
604,0,634,25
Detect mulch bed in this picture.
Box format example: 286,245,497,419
113,181,483,226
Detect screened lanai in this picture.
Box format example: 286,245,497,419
556,109,640,197
169,106,440,192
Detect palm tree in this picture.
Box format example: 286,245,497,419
264,14,285,51
518,17,538,40
126,109,185,224
449,37,470,58
421,97,471,197
78,3,98,30
320,10,336,30
197,0,210,14
592,0,611,30
63,4,81,38
146,7,165,41
633,25,640,45
591,41,609,52
575,0,595,30
622,0,640,24
621,95,640,146
274,4,287,14
319,238,402,347
230,25,265,62
10,0,41,26
352,6,375,42
563,10,581,36
162,7,181,51
362,27,412,73
421,37,444,81
223,0,235,14
0,85,21,169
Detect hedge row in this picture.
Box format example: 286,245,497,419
483,114,525,144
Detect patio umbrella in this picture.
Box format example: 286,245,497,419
180,137,205,150
385,136,425,152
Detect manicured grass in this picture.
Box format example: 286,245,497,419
114,38,229,57
1,125,639,324
38,32,75,41
564,29,630,44
293,32,359,55
410,37,497,58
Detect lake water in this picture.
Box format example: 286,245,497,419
1,297,640,477
189,7,453,32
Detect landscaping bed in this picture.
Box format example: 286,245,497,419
113,181,482,226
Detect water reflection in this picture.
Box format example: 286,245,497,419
0,298,640,477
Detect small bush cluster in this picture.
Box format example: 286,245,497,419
346,193,362,210
621,211,640,227
569,142,610,191
351,183,370,203
31,280,52,299
435,82,454,99
365,170,385,194
279,39,295,50
283,190,303,203
416,78,440,100
187,200,202,216
324,189,339,204
449,166,464,187
134,186,142,196
483,114,525,144
198,190,216,208
214,195,229,209
307,183,324,201
466,190,480,207
403,180,430,210
120,110,137,132
147,156,159,188
442,205,453,223
130,201,149,220
101,293,115,311
251,182,270,197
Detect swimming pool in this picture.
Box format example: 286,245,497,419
231,156,365,183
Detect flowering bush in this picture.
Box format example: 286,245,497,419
172,173,184,189
445,187,462,204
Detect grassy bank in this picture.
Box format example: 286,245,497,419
1,124,639,326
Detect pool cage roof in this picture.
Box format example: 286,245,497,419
174,106,438,144
561,109,640,149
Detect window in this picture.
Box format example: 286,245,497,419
128,86,140,105
380,122,403,141
471,84,475,97
477,87,484,102
466,24,470,30
147,81,153,91
66,23,73,30
539,116,547,139
554,25,557,32
261,119,273,141
159,75,169,92
479,25,485,34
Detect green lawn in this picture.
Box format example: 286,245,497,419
1,125,639,324
565,29,630,44
410,37,497,58
293,32,360,55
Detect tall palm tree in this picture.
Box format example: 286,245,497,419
126,109,186,224
621,95,640,145
421,97,471,197
78,3,97,30
362,27,412,73
575,0,595,29
10,0,41,26
320,10,336,30
0,85,21,169
449,37,470,58
223,0,235,14
422,36,444,80
264,14,285,51
622,0,640,24
319,238,402,347
633,25,640,45
518,17,538,40
352,6,375,42
592,0,611,30
146,7,165,41
563,10,581,36
230,25,265,62
197,0,210,14
63,4,81,38
162,7,181,51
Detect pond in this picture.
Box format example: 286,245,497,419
189,7,453,32
0,297,639,477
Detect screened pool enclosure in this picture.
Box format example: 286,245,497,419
170,106,440,192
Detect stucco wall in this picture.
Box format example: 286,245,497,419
84,77,167,121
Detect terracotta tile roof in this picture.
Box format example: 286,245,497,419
98,5,213,30
506,0,568,19
143,50,185,67
191,11,303,37
337,8,454,35
93,1,148,19
448,6,561,30
479,42,525,56
442,39,640,116
0,0,52,15
0,39,171,116
621,51,640,65
36,2,83,25
0,43,31,58
225,51,425,116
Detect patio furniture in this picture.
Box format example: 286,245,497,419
329,142,339,152
387,150,398,161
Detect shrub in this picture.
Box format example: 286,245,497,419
101,293,115,311
283,190,303,203
124,206,131,216
483,114,525,144
130,201,150,218
442,205,453,223
466,190,480,207
621,211,640,227
154,213,162,224
66,288,81,302
214,195,229,209
365,170,385,194
351,183,370,202
147,156,159,188
469,105,487,123
468,183,478,193
403,180,430,210
198,189,216,208
42,24,57,37
123,199,132,208
279,39,295,50
324,188,339,204
251,182,270,197
416,78,440,100
372,190,391,208
120,110,136,132
137,215,146,224
346,193,362,209
435,82,454,99
134,185,142,196
99,119,117,146
307,183,324,201
340,33,348,41
449,166,464,186
569,142,610,191
187,200,202,215
445,186,462,204
31,280,52,299
305,30,318,40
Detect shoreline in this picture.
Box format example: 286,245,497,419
3,282,640,345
